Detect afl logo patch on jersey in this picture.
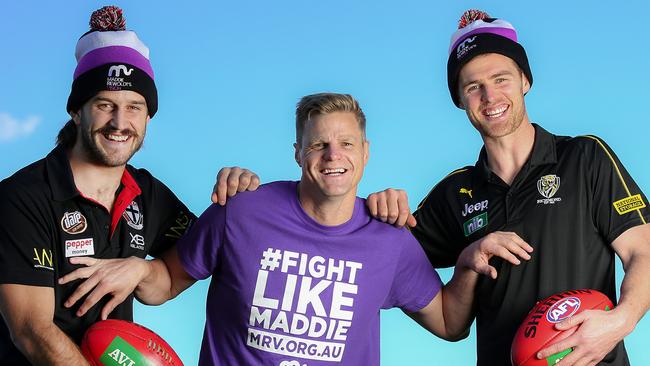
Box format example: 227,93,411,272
546,297,581,323
123,201,144,230
61,211,87,234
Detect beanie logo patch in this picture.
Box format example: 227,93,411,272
456,36,477,60
106,64,134,90
108,65,134,78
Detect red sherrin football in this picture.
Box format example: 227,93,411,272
511,289,614,366
81,319,183,366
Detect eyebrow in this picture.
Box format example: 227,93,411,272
461,70,515,88
92,97,146,105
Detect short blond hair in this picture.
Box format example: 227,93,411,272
295,93,366,143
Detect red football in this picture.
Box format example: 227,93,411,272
81,319,183,366
511,289,614,366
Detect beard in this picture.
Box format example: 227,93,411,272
79,122,145,167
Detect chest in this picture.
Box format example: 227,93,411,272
452,164,590,243
50,197,153,277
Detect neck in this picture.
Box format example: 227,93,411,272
68,146,124,211
482,120,535,186
297,182,357,226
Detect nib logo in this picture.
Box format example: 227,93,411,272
100,336,148,366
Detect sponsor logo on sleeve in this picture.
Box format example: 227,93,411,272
32,248,54,270
164,211,192,239
123,201,144,230
246,248,362,362
463,212,488,237
61,211,87,234
536,175,562,205
65,238,95,257
613,194,646,215
100,336,149,366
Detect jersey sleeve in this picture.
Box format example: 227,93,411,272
412,184,466,268
582,136,650,243
0,184,55,287
383,230,442,312
144,174,197,257
176,203,227,280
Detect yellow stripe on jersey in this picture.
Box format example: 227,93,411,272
579,135,647,224
416,168,470,210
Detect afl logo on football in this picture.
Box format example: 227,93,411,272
61,211,87,234
123,201,144,230
546,297,581,323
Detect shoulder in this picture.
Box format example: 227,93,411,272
230,180,296,205
557,134,618,163
0,158,50,204
205,180,296,216
418,166,474,206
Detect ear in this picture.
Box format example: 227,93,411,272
363,139,370,166
293,142,302,167
70,110,81,126
522,74,531,94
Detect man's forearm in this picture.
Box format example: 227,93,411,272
441,266,479,338
14,322,90,366
134,258,175,305
615,251,650,334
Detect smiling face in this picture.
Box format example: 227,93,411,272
295,111,369,203
72,90,150,167
458,53,530,139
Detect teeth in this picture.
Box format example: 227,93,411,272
485,105,507,116
107,134,129,142
322,168,346,175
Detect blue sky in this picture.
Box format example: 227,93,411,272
1,1,649,364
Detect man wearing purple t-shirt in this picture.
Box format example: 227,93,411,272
63,93,532,365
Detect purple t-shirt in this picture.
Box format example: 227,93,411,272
177,181,442,366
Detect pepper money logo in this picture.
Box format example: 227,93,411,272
536,175,562,205
61,211,87,234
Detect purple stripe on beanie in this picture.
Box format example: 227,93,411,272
74,46,154,80
450,28,518,55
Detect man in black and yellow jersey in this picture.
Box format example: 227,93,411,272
366,9,650,366
208,9,650,366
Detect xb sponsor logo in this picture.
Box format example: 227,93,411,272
463,212,488,237
546,297,581,323
123,201,144,230
129,233,145,250
536,174,562,205
107,65,133,77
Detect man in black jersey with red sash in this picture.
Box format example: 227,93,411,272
0,7,199,365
